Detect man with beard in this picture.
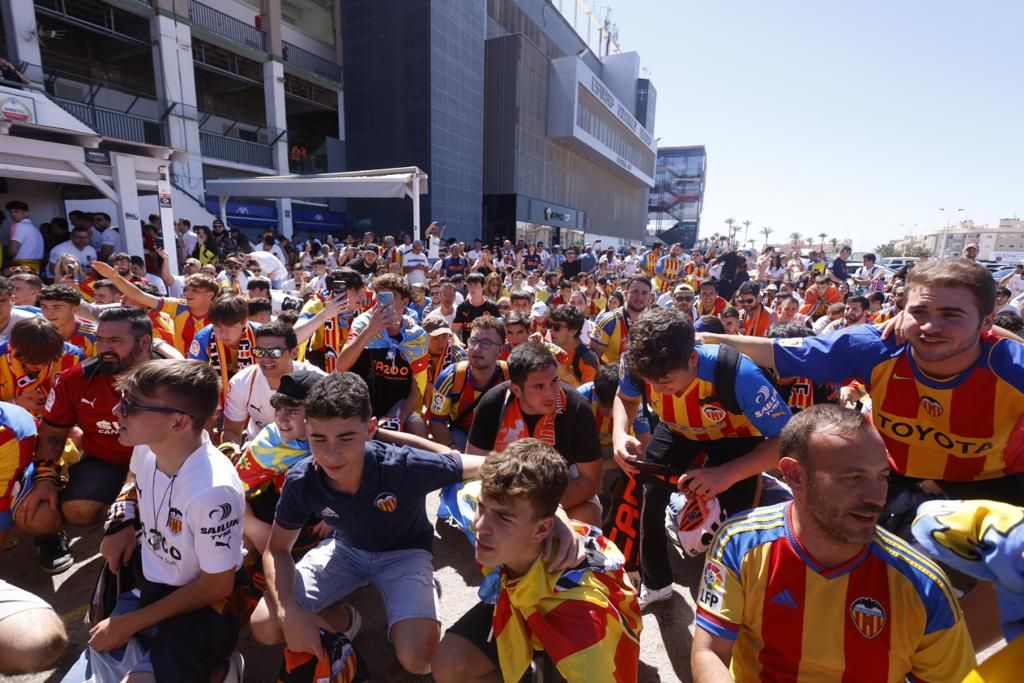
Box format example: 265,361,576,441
820,294,871,334
428,316,508,449
699,258,1024,506
735,282,776,338
13,308,154,573
590,276,653,365
691,405,974,683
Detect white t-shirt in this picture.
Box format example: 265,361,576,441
0,308,36,344
248,250,287,281
1003,273,1024,298
180,229,198,257
621,255,639,277
101,226,126,254
9,219,44,260
143,272,168,295
131,440,245,587
426,235,442,260
48,240,97,270
402,250,430,285
222,361,325,441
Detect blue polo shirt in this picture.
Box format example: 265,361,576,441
275,441,463,552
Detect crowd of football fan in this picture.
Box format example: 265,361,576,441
0,200,1023,682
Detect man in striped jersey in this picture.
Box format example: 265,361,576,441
692,405,975,682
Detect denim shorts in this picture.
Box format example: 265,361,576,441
294,538,439,634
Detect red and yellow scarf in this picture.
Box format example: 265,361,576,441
494,387,567,453
207,323,258,404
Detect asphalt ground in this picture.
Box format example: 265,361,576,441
2,490,699,682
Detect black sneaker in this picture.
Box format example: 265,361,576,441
36,531,73,574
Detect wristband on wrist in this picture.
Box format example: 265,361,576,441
104,481,140,535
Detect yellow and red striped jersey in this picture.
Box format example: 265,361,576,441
773,326,1024,481
696,503,975,683
66,319,98,358
619,344,791,441
155,297,209,356
0,402,36,530
592,309,632,365
0,341,83,416
655,255,685,292
428,361,508,431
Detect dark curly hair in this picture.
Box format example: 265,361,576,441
624,308,696,380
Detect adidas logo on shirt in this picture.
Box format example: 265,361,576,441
769,589,799,610
319,507,339,519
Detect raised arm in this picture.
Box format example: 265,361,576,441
90,260,160,310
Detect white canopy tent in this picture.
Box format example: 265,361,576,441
205,166,429,240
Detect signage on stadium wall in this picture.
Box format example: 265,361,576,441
586,75,655,148
84,149,111,165
0,94,35,124
544,207,572,222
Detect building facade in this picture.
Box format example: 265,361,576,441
1,0,346,236
921,220,1024,262
647,145,706,248
339,0,657,245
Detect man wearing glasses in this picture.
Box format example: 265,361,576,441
85,359,245,681
735,282,776,337
221,321,325,447
14,308,152,574
428,317,509,450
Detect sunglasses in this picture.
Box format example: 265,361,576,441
253,347,287,359
116,393,191,418
738,298,757,305
675,296,694,303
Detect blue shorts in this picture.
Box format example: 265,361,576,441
294,538,439,635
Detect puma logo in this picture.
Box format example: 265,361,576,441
80,397,97,408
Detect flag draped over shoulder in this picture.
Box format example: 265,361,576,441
913,499,1024,642
480,524,642,683
348,313,430,396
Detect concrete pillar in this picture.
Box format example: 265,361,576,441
264,59,293,237
1,0,44,82
150,11,206,211
111,153,145,257
260,0,283,58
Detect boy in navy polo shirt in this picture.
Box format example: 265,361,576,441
250,372,484,674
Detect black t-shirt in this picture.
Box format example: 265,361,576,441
467,381,600,466
561,259,582,279
349,258,378,277
351,334,412,415
453,299,501,342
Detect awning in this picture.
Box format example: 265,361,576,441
205,166,428,238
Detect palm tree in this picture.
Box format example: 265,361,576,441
761,226,773,247
818,232,828,249
829,237,839,253
742,220,752,246
788,232,802,247
724,218,735,238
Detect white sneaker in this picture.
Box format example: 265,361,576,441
638,583,673,609
341,603,362,641
222,652,244,683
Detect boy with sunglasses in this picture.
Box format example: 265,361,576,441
221,321,325,447
547,304,599,388
81,359,245,682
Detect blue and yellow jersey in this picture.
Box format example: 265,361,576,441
577,381,650,446
235,423,311,495
655,254,684,292
696,503,975,683
428,361,509,432
0,402,36,531
618,344,791,441
155,297,209,356
772,326,1024,481
592,309,632,365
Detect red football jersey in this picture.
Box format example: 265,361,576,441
43,360,131,466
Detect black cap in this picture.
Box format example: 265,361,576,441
275,370,323,401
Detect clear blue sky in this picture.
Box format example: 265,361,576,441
611,1,1024,250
